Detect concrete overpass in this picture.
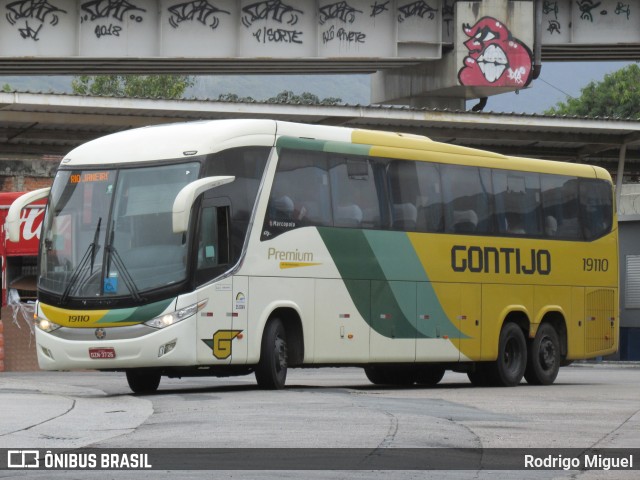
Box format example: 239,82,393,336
1,1,640,105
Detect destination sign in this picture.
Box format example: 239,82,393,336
70,172,110,184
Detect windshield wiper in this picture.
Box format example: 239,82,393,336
104,222,142,302
60,218,101,304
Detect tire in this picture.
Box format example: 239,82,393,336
415,366,445,386
487,323,527,387
364,365,416,386
255,318,288,390
524,323,561,385
126,369,161,394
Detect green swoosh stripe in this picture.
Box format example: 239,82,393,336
97,298,175,324
318,227,465,339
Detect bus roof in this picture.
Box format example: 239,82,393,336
60,119,608,181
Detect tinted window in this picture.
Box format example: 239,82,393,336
493,171,542,236
580,179,613,240
263,149,332,239
388,160,443,232
541,175,581,239
204,147,269,259
442,165,494,234
329,155,386,229
194,204,230,285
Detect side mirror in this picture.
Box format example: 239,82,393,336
172,176,235,233
6,187,50,242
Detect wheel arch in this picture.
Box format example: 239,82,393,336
256,304,305,367
483,308,530,362
503,310,530,338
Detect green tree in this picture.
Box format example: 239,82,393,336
545,63,640,119
2,83,12,92
217,93,255,102
267,90,342,105
71,75,194,99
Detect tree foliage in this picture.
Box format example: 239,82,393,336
266,90,342,105
545,63,640,118
217,93,255,102
216,90,342,105
71,75,194,99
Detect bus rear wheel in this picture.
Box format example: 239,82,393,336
126,369,161,394
524,323,560,385
488,322,527,387
255,318,288,390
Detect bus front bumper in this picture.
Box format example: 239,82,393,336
35,317,197,370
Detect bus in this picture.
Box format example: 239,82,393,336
1,192,44,307
7,119,618,392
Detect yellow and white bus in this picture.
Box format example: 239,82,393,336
8,120,618,392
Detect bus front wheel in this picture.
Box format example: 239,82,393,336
489,322,527,387
524,323,560,385
255,318,288,390
126,369,161,394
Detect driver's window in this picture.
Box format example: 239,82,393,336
195,205,230,284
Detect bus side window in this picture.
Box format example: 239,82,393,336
388,160,442,232
580,179,613,241
329,156,383,230
493,170,542,236
262,149,332,239
442,165,494,235
541,175,581,240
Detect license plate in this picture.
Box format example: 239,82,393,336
89,347,116,359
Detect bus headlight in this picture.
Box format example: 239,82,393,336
36,318,62,333
144,300,207,329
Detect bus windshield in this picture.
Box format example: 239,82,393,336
39,162,200,301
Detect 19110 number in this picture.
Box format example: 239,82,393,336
583,258,609,272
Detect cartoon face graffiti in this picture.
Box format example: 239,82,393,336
458,17,533,88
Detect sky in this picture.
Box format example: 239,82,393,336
480,61,636,114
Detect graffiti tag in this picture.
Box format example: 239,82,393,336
576,0,601,22
547,19,561,34
252,26,302,43
80,0,146,23
319,1,362,25
615,2,631,19
370,0,390,17
18,20,42,40
398,1,438,22
543,1,560,20
167,1,231,29
6,0,66,25
241,0,303,28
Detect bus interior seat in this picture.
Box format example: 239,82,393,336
452,209,478,233
335,204,363,227
392,203,418,230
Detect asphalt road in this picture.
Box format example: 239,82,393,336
1,364,639,480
